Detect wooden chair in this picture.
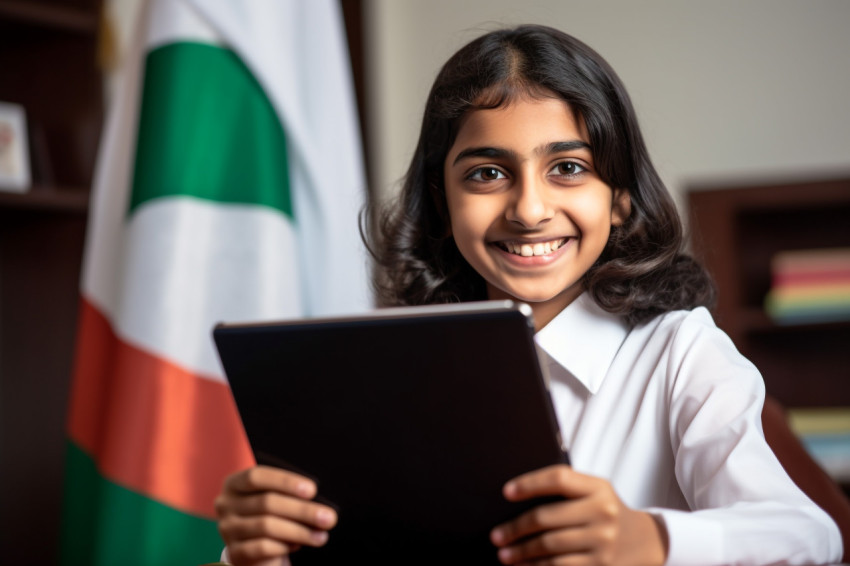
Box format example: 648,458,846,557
763,395,850,562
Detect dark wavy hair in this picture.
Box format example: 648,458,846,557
367,24,715,325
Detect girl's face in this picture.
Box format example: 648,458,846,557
443,96,630,329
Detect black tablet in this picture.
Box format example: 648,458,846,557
213,301,567,565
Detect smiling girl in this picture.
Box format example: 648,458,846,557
215,25,842,565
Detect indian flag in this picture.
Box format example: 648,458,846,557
61,1,370,564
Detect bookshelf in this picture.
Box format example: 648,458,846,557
687,178,850,489
0,0,102,563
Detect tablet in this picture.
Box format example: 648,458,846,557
213,301,567,564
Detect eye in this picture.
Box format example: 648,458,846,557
551,161,587,177
467,166,506,182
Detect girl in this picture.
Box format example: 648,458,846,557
215,25,842,565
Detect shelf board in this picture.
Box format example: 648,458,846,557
0,187,89,213
690,178,850,210
0,1,98,34
739,307,850,334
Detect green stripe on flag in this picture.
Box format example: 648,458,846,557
130,41,292,217
60,442,224,566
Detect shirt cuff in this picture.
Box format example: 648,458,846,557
649,508,725,566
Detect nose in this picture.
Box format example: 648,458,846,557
505,175,554,228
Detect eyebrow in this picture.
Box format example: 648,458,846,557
452,140,592,165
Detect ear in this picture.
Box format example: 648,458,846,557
611,188,631,227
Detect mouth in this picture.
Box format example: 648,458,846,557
494,237,569,257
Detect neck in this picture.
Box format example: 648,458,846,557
485,285,583,332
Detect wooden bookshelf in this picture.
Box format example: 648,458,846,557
0,1,102,564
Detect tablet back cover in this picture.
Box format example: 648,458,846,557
214,301,566,564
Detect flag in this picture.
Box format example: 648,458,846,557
61,0,371,563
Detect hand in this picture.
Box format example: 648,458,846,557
490,465,667,566
215,466,338,566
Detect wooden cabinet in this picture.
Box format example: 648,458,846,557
688,179,850,410
0,1,102,563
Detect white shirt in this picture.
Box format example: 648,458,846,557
535,293,843,565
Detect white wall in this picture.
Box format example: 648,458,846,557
364,0,850,209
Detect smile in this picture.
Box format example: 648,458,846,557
495,238,568,257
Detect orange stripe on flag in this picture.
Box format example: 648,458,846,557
67,298,255,518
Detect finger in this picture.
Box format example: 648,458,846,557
499,543,594,566
495,526,597,564
491,496,596,547
216,491,337,530
225,466,317,499
503,465,603,502
219,513,331,548
493,482,623,547
226,536,296,565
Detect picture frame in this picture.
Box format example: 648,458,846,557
0,102,31,192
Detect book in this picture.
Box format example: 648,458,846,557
765,248,850,325
788,407,850,483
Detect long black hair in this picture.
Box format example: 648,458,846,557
368,24,715,325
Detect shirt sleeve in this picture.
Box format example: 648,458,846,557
649,308,842,565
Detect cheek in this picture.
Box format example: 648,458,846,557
570,193,614,233
449,208,479,253
447,199,497,272
447,196,481,238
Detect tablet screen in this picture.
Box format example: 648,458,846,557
214,301,567,564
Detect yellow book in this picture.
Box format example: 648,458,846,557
788,407,850,436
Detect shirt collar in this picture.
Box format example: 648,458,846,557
533,293,629,395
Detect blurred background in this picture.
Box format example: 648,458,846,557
365,0,850,204
1,1,848,564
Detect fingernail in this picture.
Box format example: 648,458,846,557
311,530,328,545
491,528,504,545
498,547,514,562
316,508,334,527
295,482,313,498
503,481,517,498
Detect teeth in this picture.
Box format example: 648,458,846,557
504,239,565,257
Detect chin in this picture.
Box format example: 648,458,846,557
498,287,567,304
502,282,582,306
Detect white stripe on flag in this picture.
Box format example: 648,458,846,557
116,197,300,381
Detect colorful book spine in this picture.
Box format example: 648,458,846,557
788,408,850,483
765,247,850,325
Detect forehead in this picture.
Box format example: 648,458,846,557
450,96,589,153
